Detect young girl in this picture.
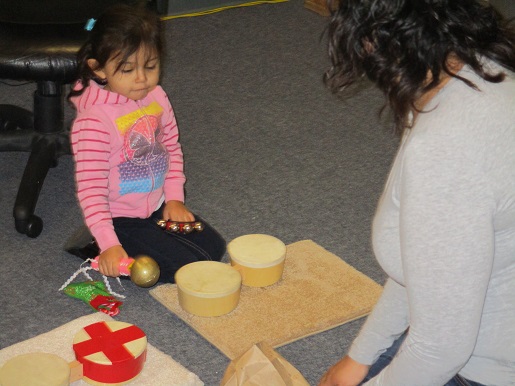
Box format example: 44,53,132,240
67,4,226,282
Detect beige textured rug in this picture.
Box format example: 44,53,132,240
0,313,204,386
150,240,383,359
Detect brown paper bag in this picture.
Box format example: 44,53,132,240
220,341,310,386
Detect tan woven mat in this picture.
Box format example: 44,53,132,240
150,239,383,359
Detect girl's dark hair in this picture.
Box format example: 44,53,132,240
69,4,164,98
324,0,515,132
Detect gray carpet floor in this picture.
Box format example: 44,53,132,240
0,1,400,384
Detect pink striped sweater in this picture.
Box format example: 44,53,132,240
70,82,185,252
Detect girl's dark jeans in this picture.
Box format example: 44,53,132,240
112,206,226,283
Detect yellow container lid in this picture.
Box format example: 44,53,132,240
0,353,70,386
228,234,286,268
175,261,242,298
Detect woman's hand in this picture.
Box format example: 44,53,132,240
97,245,128,277
319,355,370,386
162,200,195,222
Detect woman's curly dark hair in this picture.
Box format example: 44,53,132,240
69,4,164,99
324,0,515,132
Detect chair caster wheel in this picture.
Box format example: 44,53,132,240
26,215,43,238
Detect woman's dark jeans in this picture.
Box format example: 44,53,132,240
361,333,486,386
113,206,226,283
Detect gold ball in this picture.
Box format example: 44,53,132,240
182,223,193,234
194,222,204,232
157,219,167,229
130,255,160,288
168,222,180,232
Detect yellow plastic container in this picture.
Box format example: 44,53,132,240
175,261,242,317
228,234,286,287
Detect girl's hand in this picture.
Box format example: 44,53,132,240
318,356,370,386
97,245,128,277
163,200,195,222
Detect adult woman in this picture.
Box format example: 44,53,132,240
319,1,515,385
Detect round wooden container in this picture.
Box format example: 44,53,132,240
175,261,242,317
73,321,147,385
0,353,70,386
228,234,286,287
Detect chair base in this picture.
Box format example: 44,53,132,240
0,84,70,238
13,133,70,237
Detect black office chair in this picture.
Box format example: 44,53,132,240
0,0,168,237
